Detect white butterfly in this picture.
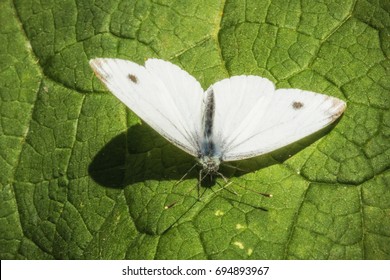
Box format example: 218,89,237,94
89,58,346,177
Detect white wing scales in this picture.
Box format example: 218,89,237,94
210,76,346,161
90,58,203,156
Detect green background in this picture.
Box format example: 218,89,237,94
0,0,389,259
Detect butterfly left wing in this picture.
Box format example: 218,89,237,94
208,76,346,161
90,58,204,156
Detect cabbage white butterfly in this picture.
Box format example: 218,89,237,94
89,58,346,179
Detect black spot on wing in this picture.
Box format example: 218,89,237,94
292,101,304,109
128,74,138,83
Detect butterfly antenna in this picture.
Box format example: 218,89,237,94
227,179,273,198
214,169,272,198
215,179,236,195
214,177,271,211
194,178,236,203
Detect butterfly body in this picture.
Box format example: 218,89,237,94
198,87,222,173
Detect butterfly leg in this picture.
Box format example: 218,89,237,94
198,169,203,201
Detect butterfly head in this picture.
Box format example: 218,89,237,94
199,156,221,174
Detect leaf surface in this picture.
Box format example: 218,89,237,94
0,0,389,259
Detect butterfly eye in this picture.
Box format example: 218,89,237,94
292,101,304,109
128,74,138,84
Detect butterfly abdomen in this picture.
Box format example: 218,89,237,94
200,88,219,155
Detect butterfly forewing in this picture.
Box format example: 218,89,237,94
209,76,346,161
90,58,204,157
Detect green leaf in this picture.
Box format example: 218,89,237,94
0,0,389,259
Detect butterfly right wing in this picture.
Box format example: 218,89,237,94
89,58,204,157
209,76,346,161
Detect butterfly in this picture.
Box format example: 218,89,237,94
89,58,346,180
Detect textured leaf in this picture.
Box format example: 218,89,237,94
0,0,389,259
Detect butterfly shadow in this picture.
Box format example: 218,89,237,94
88,119,341,189
88,123,197,189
